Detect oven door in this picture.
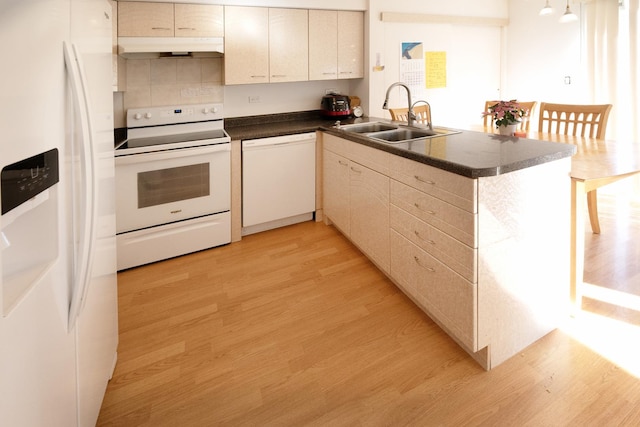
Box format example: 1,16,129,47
115,143,230,234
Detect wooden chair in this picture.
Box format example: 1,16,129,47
389,104,431,125
538,102,613,234
483,100,537,131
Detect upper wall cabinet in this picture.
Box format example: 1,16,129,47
118,2,223,38
174,4,223,38
309,10,364,81
225,6,363,85
224,6,270,85
337,11,364,79
224,7,309,85
269,8,309,83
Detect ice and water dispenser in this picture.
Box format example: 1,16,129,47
1,149,60,315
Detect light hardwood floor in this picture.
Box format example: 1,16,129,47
98,192,640,426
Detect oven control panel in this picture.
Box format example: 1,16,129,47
127,103,223,128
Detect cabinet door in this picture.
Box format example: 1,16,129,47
224,6,269,85
338,11,364,79
309,10,338,81
175,4,223,38
118,1,174,37
323,149,350,236
349,162,390,273
269,8,308,83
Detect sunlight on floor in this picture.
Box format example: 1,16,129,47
559,283,640,379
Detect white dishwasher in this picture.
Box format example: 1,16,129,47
242,132,316,236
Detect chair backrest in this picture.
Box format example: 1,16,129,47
389,104,430,124
537,102,612,139
483,100,538,131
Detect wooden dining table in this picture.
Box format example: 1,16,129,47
471,126,640,313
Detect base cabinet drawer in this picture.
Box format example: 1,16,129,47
390,205,476,283
391,179,477,248
390,230,477,350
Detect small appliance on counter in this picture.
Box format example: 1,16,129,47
321,93,351,117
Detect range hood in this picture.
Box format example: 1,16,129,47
118,37,224,58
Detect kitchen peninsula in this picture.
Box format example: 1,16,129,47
321,121,575,369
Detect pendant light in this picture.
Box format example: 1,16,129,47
559,0,578,23
539,0,554,16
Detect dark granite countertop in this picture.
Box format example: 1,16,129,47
323,124,577,178
224,110,360,140
225,110,576,179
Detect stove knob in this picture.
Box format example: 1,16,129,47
202,108,209,114
134,113,142,120
211,107,218,113
145,112,152,119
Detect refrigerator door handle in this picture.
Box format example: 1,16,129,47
63,41,98,332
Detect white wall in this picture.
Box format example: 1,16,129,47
505,0,584,109
365,0,508,128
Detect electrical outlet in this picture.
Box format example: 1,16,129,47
249,96,260,103
325,88,337,95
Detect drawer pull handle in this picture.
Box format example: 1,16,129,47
414,256,435,272
414,203,436,215
338,160,348,166
177,27,196,30
414,175,435,185
151,27,171,30
350,166,362,173
251,75,267,78
414,230,436,245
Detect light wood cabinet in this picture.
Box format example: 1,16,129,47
323,149,350,236
118,2,223,38
118,2,173,37
223,6,269,85
309,10,364,81
349,161,390,273
323,134,390,273
337,11,364,79
174,4,223,38
390,176,477,350
269,8,308,83
309,10,338,80
225,7,309,85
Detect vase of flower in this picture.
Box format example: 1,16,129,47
482,100,526,137
498,123,517,136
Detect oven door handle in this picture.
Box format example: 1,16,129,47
115,143,230,165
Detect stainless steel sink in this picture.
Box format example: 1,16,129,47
368,127,461,143
340,122,398,133
368,128,435,142
340,122,461,144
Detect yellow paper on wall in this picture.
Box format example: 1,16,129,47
426,51,446,89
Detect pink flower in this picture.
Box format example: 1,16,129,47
483,100,526,128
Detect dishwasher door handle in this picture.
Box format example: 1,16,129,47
242,132,316,150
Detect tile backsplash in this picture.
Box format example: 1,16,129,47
123,56,223,110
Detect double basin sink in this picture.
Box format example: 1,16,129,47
339,122,460,144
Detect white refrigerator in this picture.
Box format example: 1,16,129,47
0,0,118,426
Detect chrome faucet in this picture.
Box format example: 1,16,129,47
382,82,416,127
411,100,433,131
